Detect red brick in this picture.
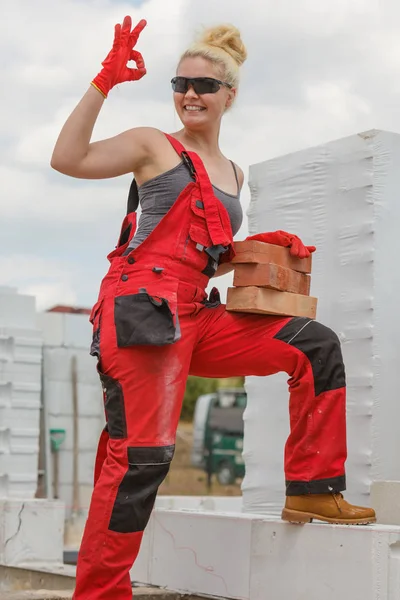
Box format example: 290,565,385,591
232,240,312,274
226,286,317,319
233,263,311,295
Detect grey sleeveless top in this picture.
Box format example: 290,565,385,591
128,161,243,250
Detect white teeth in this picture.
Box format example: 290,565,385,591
185,106,204,111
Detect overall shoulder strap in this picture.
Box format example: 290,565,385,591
164,133,197,181
164,134,231,246
127,133,190,216
164,133,187,155
126,178,139,214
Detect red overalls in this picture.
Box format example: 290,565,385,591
73,135,347,600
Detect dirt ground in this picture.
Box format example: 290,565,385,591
158,421,242,497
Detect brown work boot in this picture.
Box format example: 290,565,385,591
281,493,376,525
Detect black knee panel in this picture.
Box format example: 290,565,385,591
274,317,346,396
109,445,175,533
99,372,127,440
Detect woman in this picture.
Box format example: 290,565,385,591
51,16,375,600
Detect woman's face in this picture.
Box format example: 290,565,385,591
174,56,235,130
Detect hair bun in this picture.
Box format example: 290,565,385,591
200,24,247,66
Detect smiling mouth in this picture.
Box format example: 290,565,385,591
184,105,206,112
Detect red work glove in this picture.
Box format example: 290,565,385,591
91,16,147,98
246,231,316,259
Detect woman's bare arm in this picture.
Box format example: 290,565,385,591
51,17,151,180
50,86,158,179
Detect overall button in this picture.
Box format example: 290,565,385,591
121,274,128,282
127,256,135,264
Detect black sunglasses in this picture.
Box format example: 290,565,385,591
171,76,233,95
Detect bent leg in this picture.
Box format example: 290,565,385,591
191,306,346,494
73,297,194,600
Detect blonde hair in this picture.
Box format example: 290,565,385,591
179,24,247,89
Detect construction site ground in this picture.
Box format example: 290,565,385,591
159,421,242,497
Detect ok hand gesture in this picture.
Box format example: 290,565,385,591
92,16,147,98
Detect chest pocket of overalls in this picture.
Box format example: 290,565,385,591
114,275,180,347
183,198,228,277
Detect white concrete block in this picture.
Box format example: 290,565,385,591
0,326,42,341
55,448,98,486
0,360,42,386
43,348,99,385
129,508,400,600
0,473,38,498
0,452,39,478
44,381,103,418
4,427,40,452
0,499,65,566
0,485,37,499
0,336,42,366
63,314,92,348
243,129,400,514
59,482,94,518
0,381,11,404
130,513,155,585
47,416,103,452
0,405,41,431
154,495,243,512
38,313,92,348
0,429,10,453
42,344,104,514
0,336,13,361
133,494,246,587
371,481,400,526
249,520,400,600
0,293,37,329
0,381,41,410
149,510,253,599
37,312,65,347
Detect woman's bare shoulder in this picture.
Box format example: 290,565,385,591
124,126,166,147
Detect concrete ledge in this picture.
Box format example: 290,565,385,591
1,588,221,600
1,593,72,600
0,564,75,592
131,508,400,599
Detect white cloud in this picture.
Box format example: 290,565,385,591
0,165,128,221
17,65,72,87
0,255,78,310
22,282,78,311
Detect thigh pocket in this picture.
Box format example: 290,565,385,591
114,277,180,347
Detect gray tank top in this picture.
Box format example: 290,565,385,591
128,161,243,250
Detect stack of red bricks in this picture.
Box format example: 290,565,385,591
226,240,317,319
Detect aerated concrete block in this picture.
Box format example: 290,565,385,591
130,507,400,600
371,481,400,525
0,499,65,566
243,129,400,515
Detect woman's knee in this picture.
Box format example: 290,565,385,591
274,317,345,394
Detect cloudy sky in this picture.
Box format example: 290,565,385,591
1,0,400,310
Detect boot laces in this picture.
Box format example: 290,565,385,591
329,488,343,513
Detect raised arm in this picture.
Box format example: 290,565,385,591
51,16,151,179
